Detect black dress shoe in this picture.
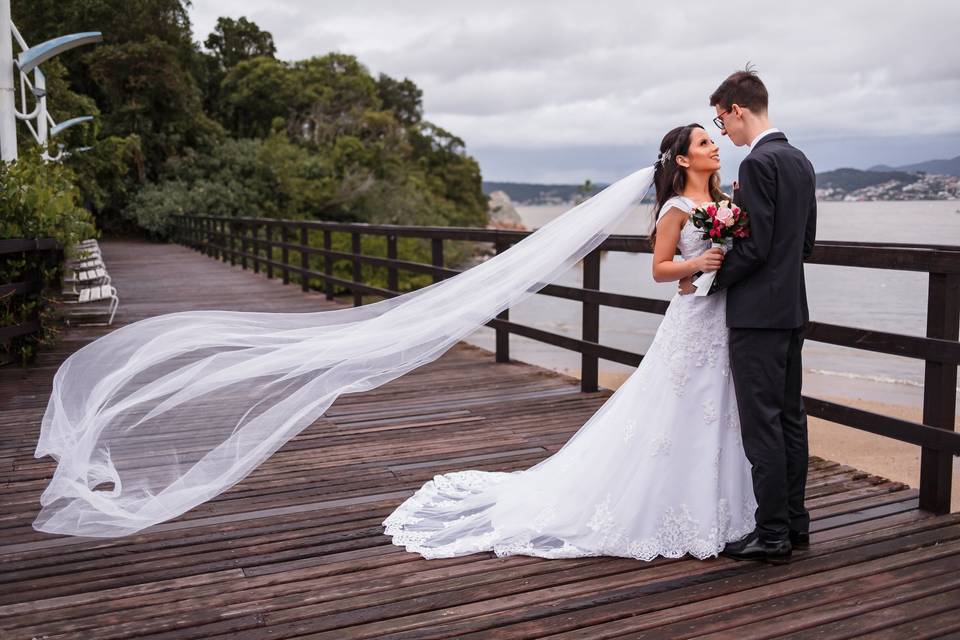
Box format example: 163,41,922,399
721,529,792,564
789,530,810,549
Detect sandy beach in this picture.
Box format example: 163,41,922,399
596,369,960,512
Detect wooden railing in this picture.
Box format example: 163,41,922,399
171,214,960,515
0,237,60,348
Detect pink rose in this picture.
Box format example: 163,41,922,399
716,206,735,227
706,204,717,216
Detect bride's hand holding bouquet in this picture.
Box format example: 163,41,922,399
689,199,750,296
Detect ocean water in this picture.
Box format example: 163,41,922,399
464,200,960,405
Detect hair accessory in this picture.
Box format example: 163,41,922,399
655,148,672,168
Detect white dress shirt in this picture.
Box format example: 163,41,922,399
748,127,781,148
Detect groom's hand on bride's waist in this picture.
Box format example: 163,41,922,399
678,276,696,295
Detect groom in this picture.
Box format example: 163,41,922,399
701,67,817,564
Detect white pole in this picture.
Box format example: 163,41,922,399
0,0,17,162
35,68,47,158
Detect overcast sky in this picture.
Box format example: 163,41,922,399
189,1,960,184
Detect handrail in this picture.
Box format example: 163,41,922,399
0,237,60,355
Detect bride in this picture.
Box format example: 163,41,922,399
382,123,758,561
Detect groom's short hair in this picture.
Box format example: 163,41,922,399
710,66,769,114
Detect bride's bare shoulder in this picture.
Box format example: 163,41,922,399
656,206,687,223
656,198,691,230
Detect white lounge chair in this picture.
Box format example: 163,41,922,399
68,256,104,270
63,266,111,294
62,283,120,325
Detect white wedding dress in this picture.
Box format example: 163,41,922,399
382,195,758,561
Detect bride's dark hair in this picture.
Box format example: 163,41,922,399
650,123,723,248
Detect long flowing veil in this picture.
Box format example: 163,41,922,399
33,166,655,537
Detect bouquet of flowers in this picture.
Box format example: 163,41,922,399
689,199,750,296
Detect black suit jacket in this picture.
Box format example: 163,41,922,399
709,131,817,329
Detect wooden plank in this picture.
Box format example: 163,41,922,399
452,523,960,640
854,606,960,639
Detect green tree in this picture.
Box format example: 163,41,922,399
408,123,486,225
204,16,277,71
289,53,382,141
574,179,595,204
376,73,423,126
86,35,223,178
218,56,296,138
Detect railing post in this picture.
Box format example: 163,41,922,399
240,222,248,270
919,272,960,514
581,248,602,392
209,219,217,259
252,224,261,274
431,238,443,283
228,221,236,266
281,225,290,285
209,218,216,260
300,225,310,292
265,223,274,279
495,240,510,363
213,219,222,261
387,233,398,293
323,229,334,300
352,232,362,306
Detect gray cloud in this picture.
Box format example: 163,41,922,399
189,1,960,182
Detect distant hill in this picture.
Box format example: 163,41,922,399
868,155,960,177
482,181,609,205
816,168,921,191
486,160,958,205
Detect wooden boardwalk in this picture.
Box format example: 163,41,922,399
1,239,959,639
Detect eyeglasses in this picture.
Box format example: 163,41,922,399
713,108,730,130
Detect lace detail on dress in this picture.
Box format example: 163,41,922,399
650,434,672,457
702,398,719,424
587,493,616,533
384,470,756,562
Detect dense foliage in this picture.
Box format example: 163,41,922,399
1,151,97,364
9,1,487,245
